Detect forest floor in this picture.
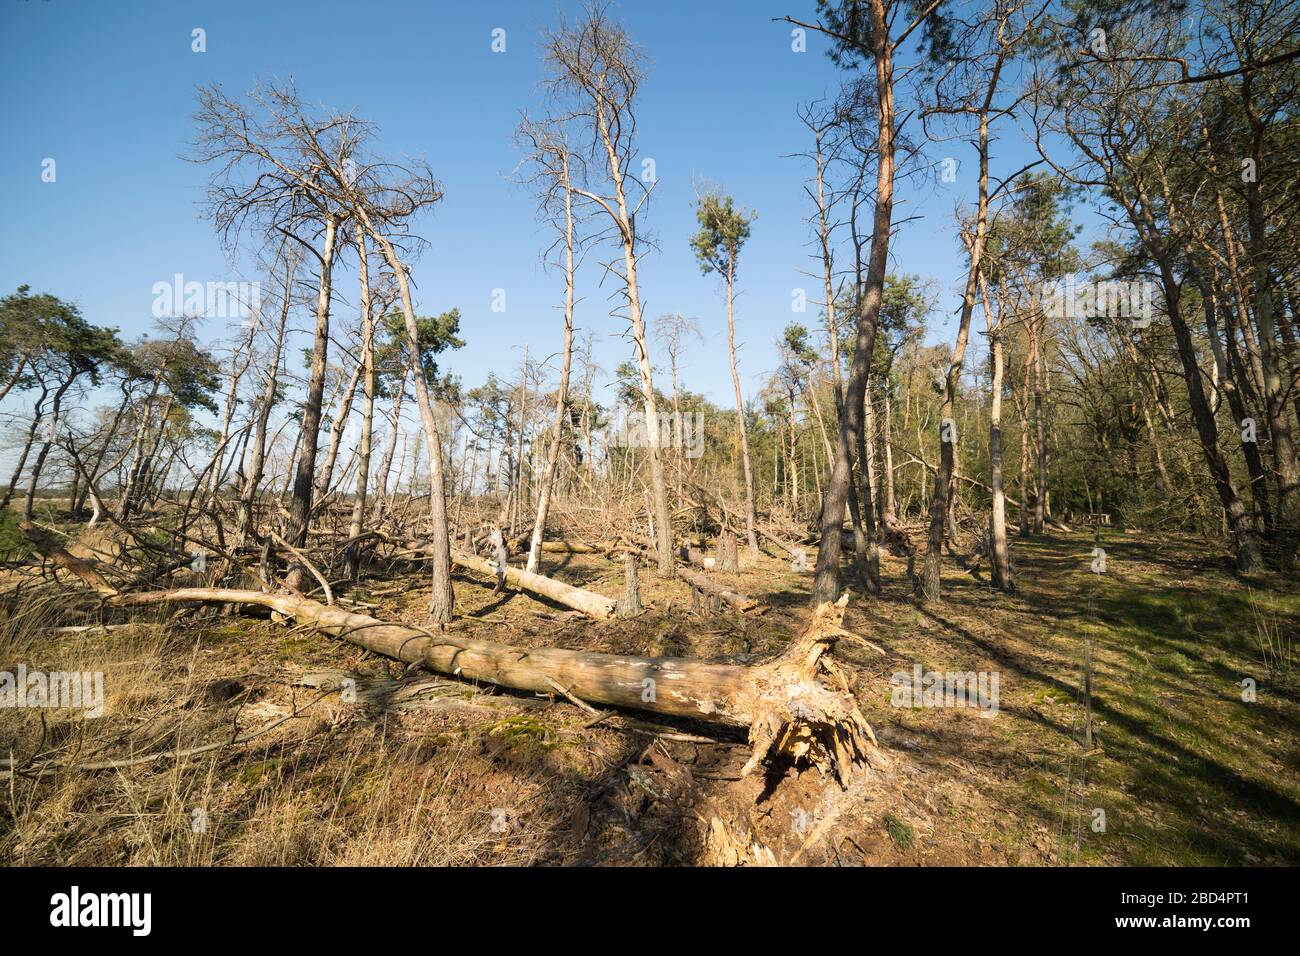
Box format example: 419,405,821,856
2,522,1297,866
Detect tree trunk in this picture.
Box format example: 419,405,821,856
1030,322,1047,535
313,341,364,503
811,0,893,605
2,384,49,512
595,104,674,577
718,527,739,572
725,259,760,559
449,547,614,618
1162,268,1263,571
882,388,896,521
23,373,77,519
527,153,576,575
617,548,642,618
344,232,377,580
921,87,997,603
366,223,455,622
106,591,883,788
373,358,410,519
286,214,339,590
1015,350,1032,537
982,278,1012,591
786,394,799,512
115,374,166,522
856,383,882,594
1240,88,1300,563
238,260,294,544
675,566,758,613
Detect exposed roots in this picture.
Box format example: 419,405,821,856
102,587,886,790
738,595,887,788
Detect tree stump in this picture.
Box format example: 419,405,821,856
617,548,643,618
719,528,739,572
487,525,508,594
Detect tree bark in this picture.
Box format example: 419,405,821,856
106,590,882,787
365,223,455,622
373,357,410,518
724,258,760,559
22,374,77,519
617,548,642,618
811,0,893,605
344,232,377,580
592,95,674,577
981,276,1012,590
286,214,339,589
239,258,294,543
527,152,577,575
921,88,997,602
675,566,758,613
313,338,364,503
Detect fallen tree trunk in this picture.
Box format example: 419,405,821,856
450,548,616,620
675,566,758,613
506,537,607,555
390,535,617,619
105,589,882,786
756,524,808,561
1045,514,1073,533
678,544,714,568
20,519,118,596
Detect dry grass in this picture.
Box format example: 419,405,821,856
0,602,579,865
2,528,1298,866
1248,589,1295,681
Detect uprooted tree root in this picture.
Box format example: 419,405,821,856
105,588,887,788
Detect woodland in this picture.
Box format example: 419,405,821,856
1,0,1297,867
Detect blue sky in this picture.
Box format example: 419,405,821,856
0,0,1052,413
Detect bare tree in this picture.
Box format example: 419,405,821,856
518,118,587,574
917,0,1033,602
192,82,353,588
238,249,298,543
544,3,675,576
653,312,703,499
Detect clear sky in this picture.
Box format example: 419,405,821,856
1,0,1047,413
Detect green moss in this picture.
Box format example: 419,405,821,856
1000,539,1300,866
487,715,560,753
238,758,284,787
197,625,249,646
277,636,317,658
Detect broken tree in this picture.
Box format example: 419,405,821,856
450,547,617,620
106,589,883,786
